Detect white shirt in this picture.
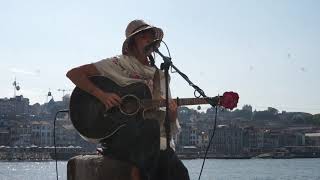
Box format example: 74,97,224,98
94,55,180,150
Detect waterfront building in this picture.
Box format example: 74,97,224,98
305,133,320,146
279,131,305,146
176,122,192,148
31,121,53,146
0,96,29,115
0,128,10,145
210,124,244,155
243,126,264,149
10,123,32,146
55,123,77,146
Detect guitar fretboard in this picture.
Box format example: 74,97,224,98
141,96,220,108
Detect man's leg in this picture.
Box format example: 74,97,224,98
154,148,190,180
101,118,160,180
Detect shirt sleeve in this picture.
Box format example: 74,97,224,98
92,56,136,86
93,57,116,77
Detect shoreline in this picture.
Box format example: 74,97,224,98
1,154,320,161
1,146,320,161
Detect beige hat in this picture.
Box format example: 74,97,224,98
122,19,164,55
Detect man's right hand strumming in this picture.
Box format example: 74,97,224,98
95,89,122,110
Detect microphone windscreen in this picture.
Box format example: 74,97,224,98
144,39,161,53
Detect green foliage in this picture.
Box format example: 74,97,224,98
267,107,279,115
177,106,320,127
311,114,320,125
242,105,253,112
313,114,320,120
253,110,278,120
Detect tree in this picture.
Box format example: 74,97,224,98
242,105,253,112
311,114,320,125
267,107,279,115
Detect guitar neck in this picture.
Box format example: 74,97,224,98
142,96,220,108
175,97,221,106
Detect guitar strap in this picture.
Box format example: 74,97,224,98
149,67,181,150
144,67,166,122
151,68,167,131
152,68,161,99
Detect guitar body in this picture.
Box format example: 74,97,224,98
69,76,152,143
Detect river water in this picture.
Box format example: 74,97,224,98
0,158,319,180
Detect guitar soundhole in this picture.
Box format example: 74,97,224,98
120,95,140,115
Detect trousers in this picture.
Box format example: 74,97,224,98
101,117,189,180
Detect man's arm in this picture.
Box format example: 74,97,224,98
66,64,121,108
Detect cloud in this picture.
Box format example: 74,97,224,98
10,68,40,76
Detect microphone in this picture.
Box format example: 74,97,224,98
144,39,161,54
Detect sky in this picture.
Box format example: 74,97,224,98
0,0,319,114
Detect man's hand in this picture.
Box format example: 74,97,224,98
103,92,122,109
95,89,121,109
168,99,178,122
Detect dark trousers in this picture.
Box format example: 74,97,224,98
152,148,190,180
101,117,189,180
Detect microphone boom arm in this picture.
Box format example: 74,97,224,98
154,48,217,107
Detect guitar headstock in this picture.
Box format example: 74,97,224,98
219,91,239,110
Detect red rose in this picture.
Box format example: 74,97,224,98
220,91,239,110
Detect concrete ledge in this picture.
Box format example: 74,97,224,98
67,155,132,180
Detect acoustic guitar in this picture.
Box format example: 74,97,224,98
69,76,239,143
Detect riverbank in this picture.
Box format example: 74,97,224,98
1,146,320,161
177,151,320,159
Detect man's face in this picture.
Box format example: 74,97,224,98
133,30,155,56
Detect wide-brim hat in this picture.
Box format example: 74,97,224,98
122,19,164,55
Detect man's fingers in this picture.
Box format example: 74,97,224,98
109,98,120,107
109,94,121,104
169,100,177,109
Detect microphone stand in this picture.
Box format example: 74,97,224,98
155,49,218,107
157,48,172,180
157,50,171,151
155,48,218,180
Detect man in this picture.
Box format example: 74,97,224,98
67,19,189,180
